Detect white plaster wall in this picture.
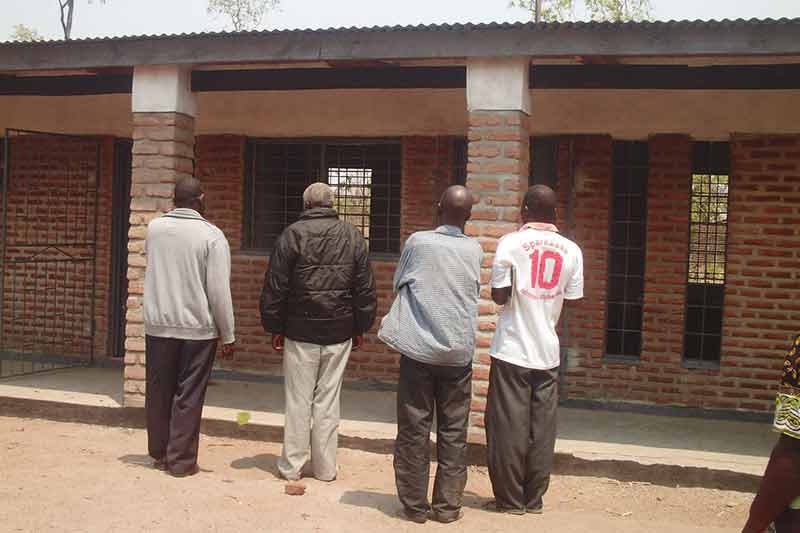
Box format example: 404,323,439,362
194,89,468,136
0,89,798,140
0,94,132,137
530,89,800,140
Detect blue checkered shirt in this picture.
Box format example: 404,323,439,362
378,225,483,367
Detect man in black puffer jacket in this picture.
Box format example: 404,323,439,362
260,182,377,483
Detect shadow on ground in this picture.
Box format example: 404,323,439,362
230,453,281,477
339,489,492,520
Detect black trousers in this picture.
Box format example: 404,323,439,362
485,357,559,512
145,335,217,475
394,355,472,520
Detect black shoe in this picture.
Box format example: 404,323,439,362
169,464,200,478
483,500,526,515
526,505,543,515
431,509,464,523
400,509,428,524
153,458,167,471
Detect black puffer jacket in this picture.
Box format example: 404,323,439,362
260,208,377,345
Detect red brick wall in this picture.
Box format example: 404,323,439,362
197,135,453,381
721,134,800,410
559,133,800,412
0,134,114,361
560,136,613,395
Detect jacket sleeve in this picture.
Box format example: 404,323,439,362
352,231,377,336
260,229,296,335
206,236,235,345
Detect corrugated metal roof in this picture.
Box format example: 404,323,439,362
2,17,799,47
1,18,798,71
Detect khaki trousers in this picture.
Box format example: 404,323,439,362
278,338,352,481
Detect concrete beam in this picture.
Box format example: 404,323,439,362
467,57,531,115
132,65,196,117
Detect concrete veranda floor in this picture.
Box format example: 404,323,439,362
0,365,777,481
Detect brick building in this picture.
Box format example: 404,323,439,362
0,19,799,440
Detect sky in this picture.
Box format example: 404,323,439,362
4,0,800,41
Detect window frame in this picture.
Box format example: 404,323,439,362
682,141,731,369
241,137,403,257
604,140,650,363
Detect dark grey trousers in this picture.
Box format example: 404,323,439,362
145,335,217,475
485,357,559,512
394,355,472,520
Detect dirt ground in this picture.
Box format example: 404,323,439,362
0,415,755,532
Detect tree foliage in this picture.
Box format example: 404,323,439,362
57,0,109,41
207,0,281,32
10,24,43,42
511,0,652,22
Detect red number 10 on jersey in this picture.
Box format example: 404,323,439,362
529,249,563,290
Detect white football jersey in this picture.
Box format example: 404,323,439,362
490,223,584,370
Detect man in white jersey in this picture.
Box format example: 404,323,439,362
485,184,583,515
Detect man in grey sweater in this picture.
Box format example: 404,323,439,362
143,177,235,477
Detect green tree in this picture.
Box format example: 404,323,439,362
511,0,652,22
10,24,43,42
57,0,109,41
207,0,281,32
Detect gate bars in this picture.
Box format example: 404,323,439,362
0,129,100,378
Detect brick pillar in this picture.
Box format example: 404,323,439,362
465,111,530,442
123,112,195,407
464,57,531,443
124,65,196,407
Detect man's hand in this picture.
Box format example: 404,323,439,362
272,334,285,352
221,342,236,360
352,335,364,351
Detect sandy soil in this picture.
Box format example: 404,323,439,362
0,415,754,532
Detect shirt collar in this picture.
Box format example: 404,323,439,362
520,222,559,233
300,207,339,220
435,225,466,237
165,208,205,220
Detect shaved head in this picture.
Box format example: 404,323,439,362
438,185,474,229
522,184,557,223
174,177,204,212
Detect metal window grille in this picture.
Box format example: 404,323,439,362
452,137,467,186
531,136,560,189
605,141,649,359
684,142,730,364
244,140,401,254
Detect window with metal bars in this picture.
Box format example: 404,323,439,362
243,139,402,254
684,142,730,365
530,136,560,189
605,141,649,360
452,137,468,186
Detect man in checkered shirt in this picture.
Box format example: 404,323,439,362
379,185,483,524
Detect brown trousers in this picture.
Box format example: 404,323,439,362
394,355,472,521
485,357,559,513
145,335,217,475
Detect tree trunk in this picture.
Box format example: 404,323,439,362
59,0,75,40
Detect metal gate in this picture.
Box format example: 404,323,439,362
0,129,100,378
